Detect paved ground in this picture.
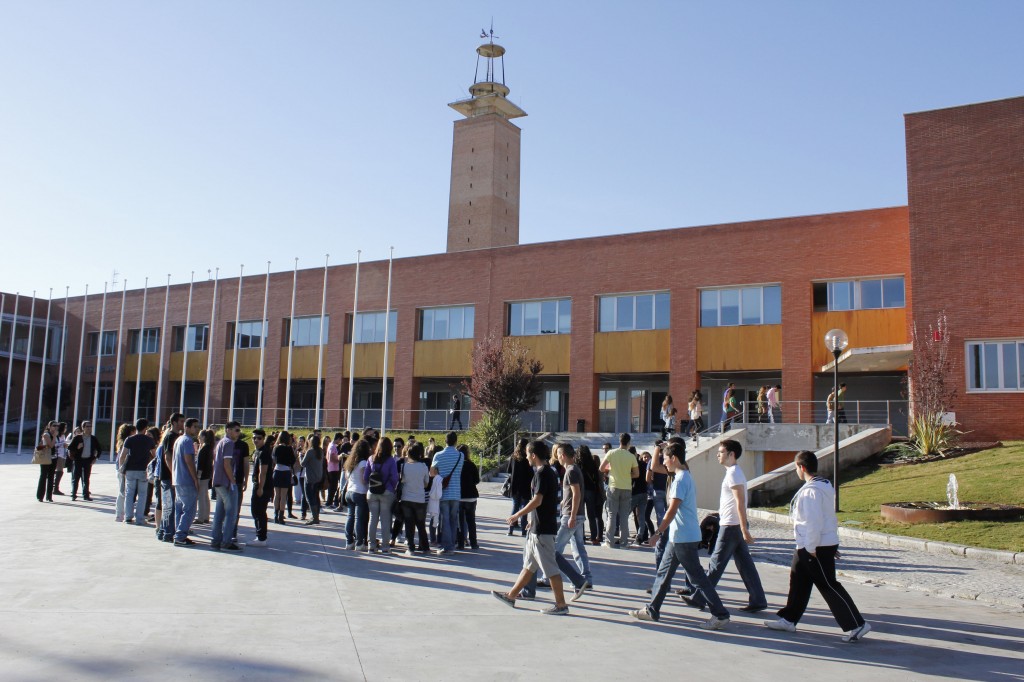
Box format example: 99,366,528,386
2,454,1022,681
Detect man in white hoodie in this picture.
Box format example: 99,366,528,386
765,450,871,643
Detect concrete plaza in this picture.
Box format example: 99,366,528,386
1,454,1022,681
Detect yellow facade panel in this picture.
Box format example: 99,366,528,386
124,354,161,381
169,351,209,382
696,326,782,371
506,335,570,375
278,346,330,380
593,330,669,374
341,343,396,378
222,349,264,381
810,309,908,369
413,339,473,377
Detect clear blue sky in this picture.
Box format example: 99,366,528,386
1,1,1022,297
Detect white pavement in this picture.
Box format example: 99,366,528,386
1,454,1022,681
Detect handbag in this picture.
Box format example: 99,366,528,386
500,476,512,498
31,447,51,465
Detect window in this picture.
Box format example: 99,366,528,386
700,285,781,327
286,316,330,347
598,293,669,332
420,306,475,341
172,324,209,352
1,321,62,361
599,389,616,410
87,331,118,357
232,320,266,350
967,340,1024,391
508,299,571,336
353,311,396,344
814,277,905,312
128,328,160,354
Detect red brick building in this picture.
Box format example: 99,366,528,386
1,45,1021,443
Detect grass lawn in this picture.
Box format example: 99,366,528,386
757,441,1024,553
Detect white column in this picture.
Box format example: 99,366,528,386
154,275,170,424
72,287,88,428
203,269,219,426
54,286,70,422
314,254,329,429
229,264,244,423
346,251,361,432
284,258,298,431
109,279,128,454
133,279,148,421
33,289,54,447
91,283,108,424
1,292,17,453
179,271,195,413
18,290,38,451
256,261,270,428
380,247,394,436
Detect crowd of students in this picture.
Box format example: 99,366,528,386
31,415,870,642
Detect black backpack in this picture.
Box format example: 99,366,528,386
368,462,386,495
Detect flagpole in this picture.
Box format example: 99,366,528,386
34,289,54,447
256,261,270,429
380,247,394,436
179,271,195,413
109,279,128,457
284,258,298,431
0,294,7,452
133,279,148,421
72,286,88,428
18,290,38,451
314,254,329,430
54,286,70,422
1,292,19,453
91,283,108,424
154,275,171,424
229,265,244,423
347,251,360,432
203,268,219,426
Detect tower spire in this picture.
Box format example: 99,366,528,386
449,27,526,120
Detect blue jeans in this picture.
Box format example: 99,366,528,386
653,530,670,568
509,496,528,534
648,541,729,620
158,481,175,539
556,514,592,582
124,470,148,523
689,524,768,609
439,499,460,552
173,483,198,542
653,490,667,527
345,490,368,546
212,485,238,548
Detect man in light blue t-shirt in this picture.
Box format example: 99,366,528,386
628,442,730,630
171,418,201,546
429,431,464,555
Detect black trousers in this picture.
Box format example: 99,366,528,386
72,457,95,497
251,489,272,541
401,501,428,552
584,489,605,542
37,463,56,501
777,545,865,631
326,470,342,506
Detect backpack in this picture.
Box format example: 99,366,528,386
146,448,160,484
368,462,386,495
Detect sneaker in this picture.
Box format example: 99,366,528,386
222,543,243,552
115,516,124,523
435,548,454,556
701,615,730,631
842,622,871,643
124,519,134,525
739,604,768,613
303,520,316,526
405,549,415,557
570,584,588,603
764,617,797,633
173,540,191,547
585,581,593,589
536,579,550,589
84,495,93,501
540,605,569,616
491,591,516,609
354,544,368,552
250,539,268,547
629,607,658,622
680,594,706,611
381,548,391,555
71,495,77,501
602,541,615,549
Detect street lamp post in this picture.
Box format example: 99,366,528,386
824,328,849,512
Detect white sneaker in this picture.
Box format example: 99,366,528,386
764,617,797,633
842,622,871,642
701,615,730,631
250,539,267,547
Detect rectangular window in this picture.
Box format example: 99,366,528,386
967,340,1024,392
287,316,330,347
821,277,906,312
87,331,118,357
128,328,160,354
352,311,395,344
598,293,670,332
882,278,905,308
700,285,781,327
419,305,474,341
828,281,855,311
235,320,265,350
173,324,209,352
508,299,572,336
598,389,617,410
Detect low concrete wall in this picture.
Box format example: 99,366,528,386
684,430,756,510
742,423,875,451
747,426,891,506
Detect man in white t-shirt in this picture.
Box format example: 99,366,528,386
766,385,781,424
681,439,768,613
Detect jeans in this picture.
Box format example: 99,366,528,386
509,496,529,534
367,491,395,546
212,485,239,548
653,530,670,569
345,490,369,546
251,487,271,541
304,478,322,522
158,481,175,540
439,499,460,552
633,493,654,542
124,470,149,523
36,462,56,501
653,490,667,527
459,499,478,548
173,483,198,542
606,487,632,544
402,501,428,552
556,514,592,582
115,472,126,521
689,524,768,609
72,457,94,497
230,486,242,542
648,541,729,620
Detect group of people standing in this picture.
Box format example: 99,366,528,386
658,393,706,442
32,420,103,502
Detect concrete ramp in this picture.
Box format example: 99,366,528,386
684,430,750,510
747,426,891,507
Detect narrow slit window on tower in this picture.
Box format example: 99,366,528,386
470,165,473,171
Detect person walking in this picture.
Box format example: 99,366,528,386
300,434,325,526
837,383,848,423
680,439,768,613
756,386,768,423
721,385,740,432
171,418,201,547
68,420,102,501
599,433,638,548
399,441,431,555
629,441,731,631
766,384,781,424
249,429,274,545
507,438,533,536
688,390,704,442
210,421,242,552
429,431,464,556
490,440,576,616
344,439,371,550
659,395,674,440
765,451,871,642
364,436,398,550
458,444,480,550
449,393,463,430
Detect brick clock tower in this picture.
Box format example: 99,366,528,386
446,30,527,253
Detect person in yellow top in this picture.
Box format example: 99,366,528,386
600,432,639,548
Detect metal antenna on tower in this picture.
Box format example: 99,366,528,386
111,269,120,287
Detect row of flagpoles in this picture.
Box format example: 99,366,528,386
0,248,395,453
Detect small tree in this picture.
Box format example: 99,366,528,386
462,332,543,467
905,313,961,456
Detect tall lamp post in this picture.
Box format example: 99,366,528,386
824,328,849,512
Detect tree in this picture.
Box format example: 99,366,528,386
905,313,961,456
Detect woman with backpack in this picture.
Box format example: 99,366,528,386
344,439,372,551
300,434,324,525
363,436,399,553
507,437,533,536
